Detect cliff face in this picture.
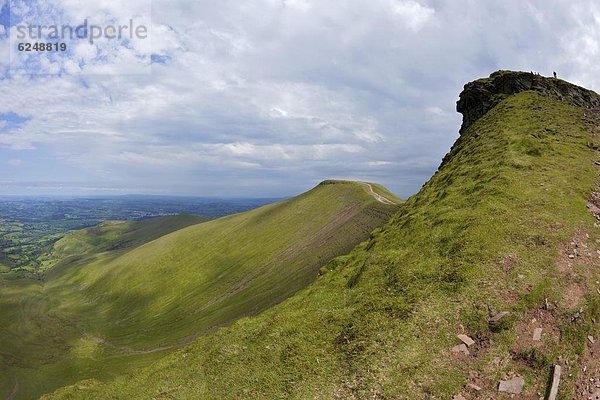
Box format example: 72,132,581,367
456,70,600,133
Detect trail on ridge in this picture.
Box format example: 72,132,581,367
360,182,397,205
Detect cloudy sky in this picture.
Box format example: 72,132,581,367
0,0,599,198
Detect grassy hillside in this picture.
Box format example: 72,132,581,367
0,214,207,400
46,77,600,399
46,181,399,348
40,214,207,271
1,181,399,400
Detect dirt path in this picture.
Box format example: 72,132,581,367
6,379,18,400
361,182,397,205
574,176,600,399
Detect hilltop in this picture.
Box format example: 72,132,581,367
1,180,399,400
45,71,600,399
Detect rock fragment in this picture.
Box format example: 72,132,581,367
547,365,561,400
571,308,584,322
589,335,596,344
451,344,470,356
498,376,524,394
488,311,509,325
533,327,543,341
457,334,475,347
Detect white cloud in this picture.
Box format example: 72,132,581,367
0,0,599,197
7,159,23,167
390,0,435,31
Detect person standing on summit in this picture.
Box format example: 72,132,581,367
553,71,557,78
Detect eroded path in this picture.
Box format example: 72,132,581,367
6,379,18,400
360,182,397,205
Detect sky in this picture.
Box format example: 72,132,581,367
0,0,599,198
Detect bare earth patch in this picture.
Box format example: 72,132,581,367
557,229,595,309
575,336,600,399
513,308,561,352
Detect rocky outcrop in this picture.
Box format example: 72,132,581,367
456,70,600,133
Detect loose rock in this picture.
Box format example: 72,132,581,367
589,335,596,344
533,328,543,341
451,344,470,356
498,376,524,394
489,311,509,325
547,365,561,400
457,334,475,347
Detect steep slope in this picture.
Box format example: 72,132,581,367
0,214,208,400
1,180,399,400
46,72,600,399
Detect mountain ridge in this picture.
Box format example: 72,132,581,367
42,71,600,399
1,180,400,400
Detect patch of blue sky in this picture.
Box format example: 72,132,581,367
0,2,10,28
151,54,170,64
0,112,30,131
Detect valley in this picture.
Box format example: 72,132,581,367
0,196,277,273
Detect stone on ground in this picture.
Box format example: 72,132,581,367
451,343,470,356
489,311,509,325
498,376,524,394
547,365,561,400
457,334,475,347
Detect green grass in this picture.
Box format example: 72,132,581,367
0,214,207,400
1,181,398,400
44,90,600,399
40,214,207,271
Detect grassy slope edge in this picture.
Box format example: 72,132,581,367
46,90,600,399
2,181,399,400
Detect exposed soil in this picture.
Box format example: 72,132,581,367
6,379,18,400
575,335,600,399
513,308,561,353
557,229,595,309
572,178,600,399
